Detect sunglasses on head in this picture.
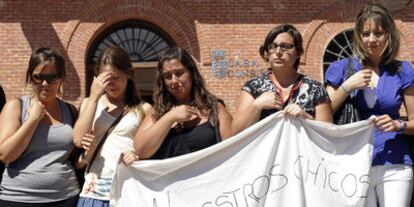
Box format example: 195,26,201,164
31,73,61,84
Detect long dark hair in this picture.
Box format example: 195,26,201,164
94,47,142,108
153,47,221,126
26,47,66,85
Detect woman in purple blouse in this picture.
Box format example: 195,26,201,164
325,4,414,207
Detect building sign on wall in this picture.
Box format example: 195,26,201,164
211,49,267,79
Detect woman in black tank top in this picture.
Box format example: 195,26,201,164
134,47,233,159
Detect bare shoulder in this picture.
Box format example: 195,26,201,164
141,102,154,114
216,101,232,120
217,101,227,111
3,98,22,113
0,98,23,123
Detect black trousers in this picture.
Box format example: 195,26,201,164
0,196,78,207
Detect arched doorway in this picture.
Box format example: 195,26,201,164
322,29,354,73
86,20,176,103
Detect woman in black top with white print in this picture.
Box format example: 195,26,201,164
232,24,332,135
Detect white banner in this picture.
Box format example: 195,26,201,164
111,112,374,207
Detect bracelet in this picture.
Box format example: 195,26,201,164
340,85,351,94
398,120,407,132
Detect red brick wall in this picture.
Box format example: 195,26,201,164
0,0,413,114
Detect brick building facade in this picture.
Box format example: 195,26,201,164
0,0,413,113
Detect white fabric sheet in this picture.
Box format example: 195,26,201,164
111,112,374,207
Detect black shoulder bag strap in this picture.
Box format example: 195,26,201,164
345,57,361,123
65,102,78,126
64,102,87,186
85,111,125,173
346,57,356,97
215,118,221,143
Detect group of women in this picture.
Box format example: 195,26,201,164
0,3,412,207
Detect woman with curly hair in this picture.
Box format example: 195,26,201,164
134,47,232,159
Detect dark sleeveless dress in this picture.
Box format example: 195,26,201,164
151,121,219,159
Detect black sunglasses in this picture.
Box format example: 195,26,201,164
31,73,61,84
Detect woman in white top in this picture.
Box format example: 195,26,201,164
73,47,152,207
